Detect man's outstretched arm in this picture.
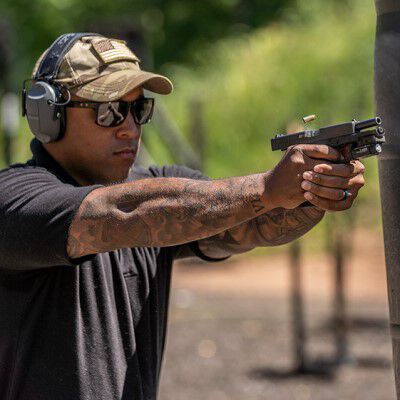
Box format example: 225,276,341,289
197,158,365,258
67,173,272,258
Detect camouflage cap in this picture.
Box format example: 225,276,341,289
32,35,173,101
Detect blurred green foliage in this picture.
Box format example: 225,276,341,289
0,0,292,89
162,0,375,175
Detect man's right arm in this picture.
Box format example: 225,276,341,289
67,173,273,258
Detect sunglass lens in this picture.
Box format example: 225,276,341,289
132,98,154,125
97,102,129,127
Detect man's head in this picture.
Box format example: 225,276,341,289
29,34,173,185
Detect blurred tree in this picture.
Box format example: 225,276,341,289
0,17,12,91
0,0,293,89
0,17,14,166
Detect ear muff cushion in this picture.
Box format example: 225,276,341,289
25,82,64,143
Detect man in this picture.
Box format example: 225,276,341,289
0,34,365,400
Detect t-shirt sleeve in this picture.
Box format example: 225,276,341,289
129,164,230,262
0,167,101,270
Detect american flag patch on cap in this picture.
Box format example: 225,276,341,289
92,39,140,64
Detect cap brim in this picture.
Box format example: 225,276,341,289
70,69,173,101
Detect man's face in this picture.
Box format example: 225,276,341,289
45,87,144,185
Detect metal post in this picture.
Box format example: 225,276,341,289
374,1,400,397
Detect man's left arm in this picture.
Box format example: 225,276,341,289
197,207,324,258
197,159,365,258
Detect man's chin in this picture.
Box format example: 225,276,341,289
99,166,132,185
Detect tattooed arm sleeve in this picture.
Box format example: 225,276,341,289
197,207,325,258
67,173,273,258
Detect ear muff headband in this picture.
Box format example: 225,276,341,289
35,32,102,82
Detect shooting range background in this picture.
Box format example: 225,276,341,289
0,0,393,398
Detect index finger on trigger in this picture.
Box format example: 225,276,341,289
297,144,341,162
313,163,359,178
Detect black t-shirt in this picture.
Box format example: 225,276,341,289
0,139,225,400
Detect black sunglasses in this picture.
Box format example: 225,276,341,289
66,97,155,127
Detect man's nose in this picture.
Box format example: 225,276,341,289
115,114,142,140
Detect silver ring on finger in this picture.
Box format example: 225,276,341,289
343,189,349,201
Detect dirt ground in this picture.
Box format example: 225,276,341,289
159,229,396,400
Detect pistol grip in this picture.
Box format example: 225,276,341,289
340,144,353,163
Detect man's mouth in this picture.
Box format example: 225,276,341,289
113,148,137,159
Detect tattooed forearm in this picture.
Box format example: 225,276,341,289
198,206,325,258
67,173,275,258
250,195,266,213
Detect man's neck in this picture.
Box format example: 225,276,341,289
43,143,92,186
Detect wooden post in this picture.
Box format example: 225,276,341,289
189,97,206,171
289,240,307,371
0,19,13,166
152,102,202,170
375,1,400,397
326,209,356,366
330,213,354,364
333,228,348,362
0,93,20,166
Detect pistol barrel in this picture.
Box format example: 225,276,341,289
355,117,381,131
376,126,385,138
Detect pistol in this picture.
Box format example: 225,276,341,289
271,117,385,160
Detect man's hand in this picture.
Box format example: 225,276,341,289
265,144,344,209
301,160,365,211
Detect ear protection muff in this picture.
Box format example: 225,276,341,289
22,32,102,143
23,81,69,144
